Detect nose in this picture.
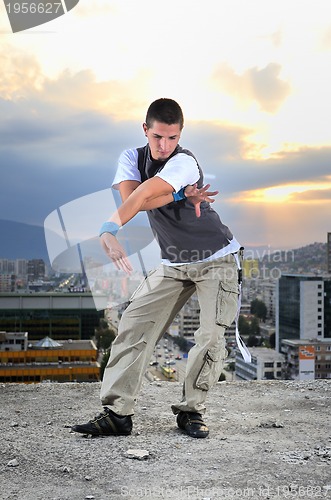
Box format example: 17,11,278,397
159,138,168,151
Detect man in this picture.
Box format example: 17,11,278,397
72,98,242,439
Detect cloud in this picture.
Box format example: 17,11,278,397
0,45,152,120
320,24,331,51
0,47,329,251
0,46,42,99
289,187,331,202
213,62,291,113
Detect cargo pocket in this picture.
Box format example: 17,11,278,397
195,349,223,391
216,280,240,328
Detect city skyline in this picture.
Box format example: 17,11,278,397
1,0,331,256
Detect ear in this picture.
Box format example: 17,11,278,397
142,122,148,136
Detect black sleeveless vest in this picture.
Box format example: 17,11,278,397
136,144,234,263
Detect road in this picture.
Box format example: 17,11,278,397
147,337,187,382
147,336,237,382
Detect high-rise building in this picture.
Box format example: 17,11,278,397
0,259,15,275
15,259,28,277
260,279,277,321
276,274,331,352
27,259,46,281
0,275,16,292
327,232,331,274
176,293,200,337
0,292,104,341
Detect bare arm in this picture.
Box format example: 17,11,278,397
111,177,174,226
99,177,174,273
101,179,218,274
118,180,218,214
119,180,174,208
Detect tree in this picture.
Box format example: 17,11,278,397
250,299,267,321
225,361,235,372
238,315,250,336
250,316,260,336
99,350,111,380
95,318,117,351
247,335,259,347
173,335,189,353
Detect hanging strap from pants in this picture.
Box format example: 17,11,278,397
232,249,251,363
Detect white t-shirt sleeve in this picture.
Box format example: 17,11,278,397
112,149,141,190
155,153,200,193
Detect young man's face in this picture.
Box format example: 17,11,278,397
143,121,182,160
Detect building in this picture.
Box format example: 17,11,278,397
281,338,331,380
0,293,104,341
0,331,28,351
27,259,46,282
276,274,331,352
15,259,28,278
0,258,48,290
235,347,285,381
0,332,99,383
328,232,331,274
0,259,16,275
242,259,260,280
259,323,276,345
176,293,200,337
260,280,277,321
0,274,16,292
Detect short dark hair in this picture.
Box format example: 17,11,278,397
145,98,184,130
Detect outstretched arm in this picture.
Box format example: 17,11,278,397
118,180,218,215
101,179,218,273
100,177,174,273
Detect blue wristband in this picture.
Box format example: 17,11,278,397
173,187,187,202
99,221,120,237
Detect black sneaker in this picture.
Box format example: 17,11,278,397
71,407,132,436
176,411,209,438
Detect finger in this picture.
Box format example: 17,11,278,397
199,184,210,194
194,202,201,218
112,255,133,275
121,256,133,274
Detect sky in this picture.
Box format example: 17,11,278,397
1,0,331,261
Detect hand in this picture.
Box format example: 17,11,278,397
184,183,219,217
100,233,133,274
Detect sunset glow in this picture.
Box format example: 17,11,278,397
1,0,330,250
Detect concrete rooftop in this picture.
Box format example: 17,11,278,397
1,379,330,500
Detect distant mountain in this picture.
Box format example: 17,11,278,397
0,219,328,274
0,219,50,263
260,241,327,274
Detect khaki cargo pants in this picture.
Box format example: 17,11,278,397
100,254,239,416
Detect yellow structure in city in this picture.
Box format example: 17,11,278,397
0,333,99,383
